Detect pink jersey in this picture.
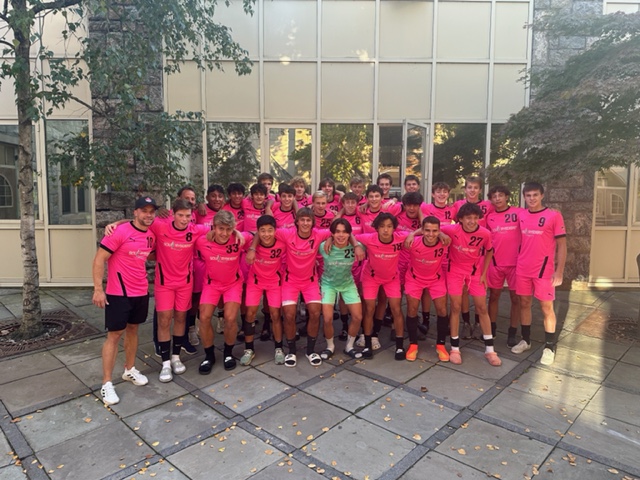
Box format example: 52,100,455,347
314,210,335,229
359,207,383,233
421,202,455,224
357,231,409,282
452,199,494,227
275,228,331,282
441,223,493,276
150,220,209,287
248,239,286,283
341,212,363,235
196,232,253,285
195,205,220,228
395,207,422,233
517,208,566,279
222,203,245,232
406,237,447,281
327,194,342,215
270,203,296,229
296,194,312,208
100,222,155,297
486,206,524,267
241,198,266,233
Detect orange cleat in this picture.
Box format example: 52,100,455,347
435,345,450,362
406,343,418,362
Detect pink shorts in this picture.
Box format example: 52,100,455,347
516,275,555,301
447,270,486,297
398,253,410,286
404,275,446,300
192,258,206,294
154,283,193,312
282,279,321,305
200,277,243,305
245,274,282,307
352,262,363,285
361,276,401,300
487,264,516,290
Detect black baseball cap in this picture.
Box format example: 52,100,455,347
134,196,158,210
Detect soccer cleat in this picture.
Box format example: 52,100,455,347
449,350,462,365
435,345,450,362
511,340,531,355
461,323,472,339
159,365,173,383
540,348,556,366
484,351,502,366
406,344,418,362
101,382,119,406
240,349,255,366
171,358,186,375
122,367,148,386
188,327,200,346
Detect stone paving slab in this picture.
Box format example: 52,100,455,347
0,433,12,468
405,364,493,408
122,459,190,480
312,415,416,479
400,450,488,479
2,368,89,416
541,346,617,382
350,347,434,383
123,395,226,453
48,289,94,308
106,378,190,418
508,368,600,408
0,352,64,385
303,369,394,413
16,395,116,452
172,354,237,390
436,347,520,381
535,447,638,479
250,456,327,479
66,353,126,390
585,386,640,427
0,465,28,480
620,346,640,366
603,361,640,394
557,332,629,360
49,337,115,366
36,422,154,480
479,387,582,440
356,387,458,442
436,418,554,479
256,357,334,387
0,306,13,321
248,392,349,448
167,426,284,480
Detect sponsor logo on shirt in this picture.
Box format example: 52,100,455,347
128,249,150,260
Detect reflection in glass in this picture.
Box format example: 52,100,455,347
595,168,628,226
269,128,312,187
176,123,204,195
320,124,372,188
46,120,92,225
432,123,486,202
490,123,521,206
0,124,37,220
207,123,260,189
379,125,402,196
406,124,427,185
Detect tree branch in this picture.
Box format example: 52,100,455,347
0,38,13,49
32,0,83,14
67,93,96,113
2,0,7,18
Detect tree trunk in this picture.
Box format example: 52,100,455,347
13,1,44,339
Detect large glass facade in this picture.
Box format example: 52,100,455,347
0,124,38,220
320,124,373,189
207,123,261,189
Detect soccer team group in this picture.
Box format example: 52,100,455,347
92,173,566,406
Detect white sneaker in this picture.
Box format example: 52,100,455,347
171,357,186,375
101,382,120,406
355,334,365,348
188,327,200,346
540,348,556,365
215,316,225,334
159,365,173,383
122,366,148,386
511,340,531,355
240,349,255,366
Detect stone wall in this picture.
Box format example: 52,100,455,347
531,0,603,289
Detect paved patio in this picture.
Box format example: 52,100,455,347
1,287,639,480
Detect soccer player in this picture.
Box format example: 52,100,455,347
422,182,455,224
257,172,276,200
241,215,286,365
291,176,312,207
404,175,421,194
196,210,251,373
404,216,449,362
349,176,367,205
320,218,364,359
93,196,157,406
485,185,523,347
223,183,246,232
266,183,297,229
359,185,385,232
318,178,343,215
242,183,268,233
513,182,566,365
376,173,395,204
442,203,501,366
311,190,336,229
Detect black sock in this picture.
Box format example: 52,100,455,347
245,341,255,351
483,336,494,347
223,343,234,358
491,322,497,337
172,335,183,355
436,316,449,345
159,340,171,362
275,340,283,349
421,312,431,328
340,314,349,330
287,338,297,355
204,345,215,361
451,337,460,348
395,337,404,351
545,332,556,351
186,313,196,328
240,314,246,326
522,325,531,344
462,312,470,324
365,335,372,349
406,316,419,344
474,313,480,325
306,336,317,355
373,318,383,335
508,327,517,338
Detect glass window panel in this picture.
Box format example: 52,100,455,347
45,120,91,225
437,3,490,59
167,61,201,114
0,64,18,119
0,124,38,220
379,1,433,59
432,123,486,202
175,123,204,194
605,3,639,13
207,122,260,188
378,125,403,196
321,63,374,119
435,64,488,120
378,63,431,120
264,62,316,119
264,0,317,60
492,64,527,121
211,0,260,57
322,1,375,59
268,127,312,187
406,123,427,185
490,123,521,206
595,168,628,226
320,124,373,188
205,61,259,120
494,3,530,60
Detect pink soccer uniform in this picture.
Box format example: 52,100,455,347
341,212,364,236
486,206,524,290
357,231,409,299
314,210,335,229
404,237,448,300
245,239,287,307
421,202,455,224
359,207,383,233
276,227,331,305
394,205,422,283
296,194,312,208
100,222,155,297
222,203,245,232
327,194,342,215
241,198,266,233
452,199,494,228
195,205,219,228
442,223,493,296
271,203,296,229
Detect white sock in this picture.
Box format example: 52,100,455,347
162,360,170,368
346,335,356,352
171,354,180,362
326,337,335,352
